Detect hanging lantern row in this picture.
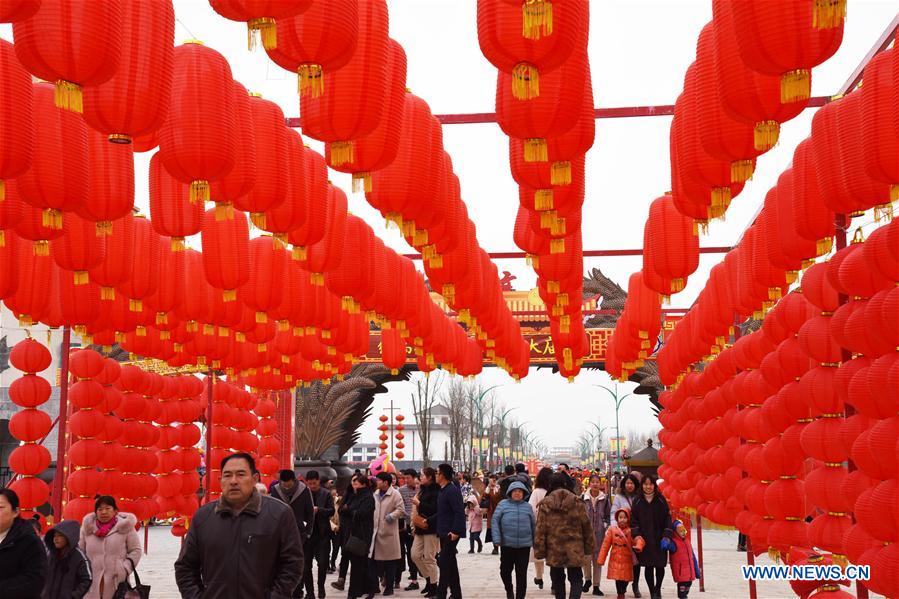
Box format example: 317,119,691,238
477,0,594,379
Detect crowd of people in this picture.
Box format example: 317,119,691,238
0,455,699,599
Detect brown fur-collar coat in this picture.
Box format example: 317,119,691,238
534,489,596,568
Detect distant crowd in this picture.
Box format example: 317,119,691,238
0,457,699,599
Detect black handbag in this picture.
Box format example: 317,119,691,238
113,557,151,599
344,535,369,557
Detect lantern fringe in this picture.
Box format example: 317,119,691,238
297,63,324,97
754,120,780,151
222,289,237,302
816,237,833,256
187,320,199,333
550,238,565,254
101,286,115,300
526,254,539,268
560,315,570,334
512,63,540,100
247,18,277,51
710,187,731,213
136,326,147,337
557,293,569,307
781,69,810,103
42,208,63,230
156,312,167,325
670,278,685,293
551,161,571,185
812,0,846,29
171,238,185,252
0,179,4,201
547,280,560,293
190,180,210,204
442,283,455,305
54,80,83,113
352,172,372,193
413,228,429,247
522,1,553,40
329,141,354,167
292,246,307,261
214,203,234,221
890,184,899,203
873,202,894,223
549,215,566,235
551,304,564,316
0,230,4,247
129,299,142,312
524,138,548,162
428,253,444,269
539,210,557,229
18,314,33,327
277,320,289,332
534,189,554,210
730,159,754,183
255,311,267,324
249,212,266,229
310,272,324,286
73,271,89,285
33,240,49,256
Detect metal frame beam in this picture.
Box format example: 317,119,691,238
402,246,731,261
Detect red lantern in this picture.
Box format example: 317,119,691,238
298,0,389,166
860,48,899,204
0,1,40,22
201,208,250,300
89,214,134,300
232,94,287,222
51,212,107,284
265,0,357,97
77,129,135,233
14,83,88,229
210,81,257,217
82,0,174,143
208,0,311,50
157,42,235,203
117,216,161,312
643,194,699,294
259,129,304,241
13,0,123,112
0,38,33,201
149,152,203,248
5,246,51,325
242,236,288,323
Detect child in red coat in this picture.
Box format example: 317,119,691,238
668,519,700,598
596,508,645,599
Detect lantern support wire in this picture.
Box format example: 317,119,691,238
50,326,71,524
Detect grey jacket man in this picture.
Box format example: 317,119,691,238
272,480,315,540
174,490,305,599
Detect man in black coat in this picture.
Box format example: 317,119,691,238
175,453,304,599
272,469,316,542
435,463,466,599
301,471,335,599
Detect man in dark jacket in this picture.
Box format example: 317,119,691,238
43,519,92,599
175,453,304,599
301,471,335,599
435,463,466,599
0,488,47,599
272,469,316,543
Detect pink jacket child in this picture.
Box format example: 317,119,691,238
466,499,484,553
668,519,700,598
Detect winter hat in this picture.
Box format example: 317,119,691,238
674,519,687,538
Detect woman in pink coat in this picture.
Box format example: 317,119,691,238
78,496,142,599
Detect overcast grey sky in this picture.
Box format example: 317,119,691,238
2,1,895,446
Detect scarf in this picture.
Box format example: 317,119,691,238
94,517,117,538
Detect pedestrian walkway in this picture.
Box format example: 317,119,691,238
139,524,853,598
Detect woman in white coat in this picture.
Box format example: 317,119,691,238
371,473,406,596
528,467,553,590
79,496,142,599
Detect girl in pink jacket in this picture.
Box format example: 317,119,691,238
668,519,700,599
466,497,484,553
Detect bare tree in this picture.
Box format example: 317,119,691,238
410,371,444,468
441,377,469,468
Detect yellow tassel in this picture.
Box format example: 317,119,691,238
54,80,83,113
563,348,573,370
187,320,199,332
101,286,115,300
523,138,548,162
709,187,732,219
189,180,210,204
547,280,560,293
297,64,325,97
33,240,49,256
108,133,132,144
549,215,566,235
428,253,444,269
512,62,540,100
550,238,565,254
534,189,554,210
277,320,289,332
813,0,846,29
329,141,354,167
292,246,307,261
136,326,147,337
522,0,553,40
539,210,557,229
754,120,780,151
0,179,4,200
214,203,233,221
557,293,569,307
0,230,4,247
529,254,539,269
873,202,894,223
560,315,570,334
42,208,63,230
730,159,754,183
235,331,246,343
310,272,324,286
73,271,88,285
890,183,899,203
816,237,833,256
156,312,168,325
256,311,267,324
781,69,811,103
250,212,266,229
222,289,237,302
551,305,564,316
352,172,372,193
786,270,798,285
671,278,685,293
551,161,571,185
203,324,214,335
115,332,126,344
247,17,277,51
97,222,111,236
171,238,185,252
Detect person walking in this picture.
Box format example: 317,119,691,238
0,488,47,599
330,483,356,593
410,467,440,599
435,463,466,599
397,470,420,591
611,473,642,598
534,473,596,599
529,466,552,591
79,495,141,599
491,481,536,599
596,508,644,599
174,452,304,599
370,472,405,596
667,519,700,599
42,519,92,599
466,497,483,553
344,474,376,599
583,475,612,596
630,476,673,599
484,474,503,555
302,471,335,599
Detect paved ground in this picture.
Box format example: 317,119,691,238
138,525,869,598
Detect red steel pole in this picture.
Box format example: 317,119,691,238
696,513,705,592
203,371,214,505
50,327,71,523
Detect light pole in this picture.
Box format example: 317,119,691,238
594,383,633,473
588,422,609,468
473,385,501,471
492,406,518,470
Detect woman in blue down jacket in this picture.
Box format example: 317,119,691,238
491,481,536,599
